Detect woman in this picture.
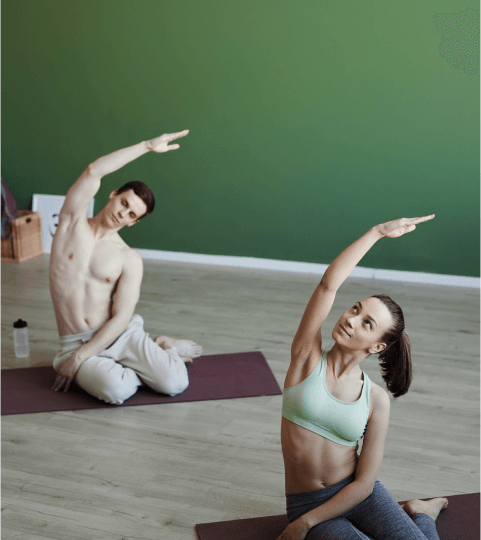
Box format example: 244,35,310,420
277,215,448,540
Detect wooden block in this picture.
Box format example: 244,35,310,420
1,211,44,263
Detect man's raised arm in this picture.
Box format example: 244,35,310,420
60,130,189,218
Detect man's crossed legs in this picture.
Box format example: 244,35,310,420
53,314,202,404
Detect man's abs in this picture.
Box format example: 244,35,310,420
49,216,125,336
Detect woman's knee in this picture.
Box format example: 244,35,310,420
307,520,369,540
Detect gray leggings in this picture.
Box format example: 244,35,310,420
286,474,439,540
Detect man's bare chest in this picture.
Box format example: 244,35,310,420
51,220,125,287
88,241,125,285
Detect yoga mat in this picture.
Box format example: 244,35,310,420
196,492,480,540
1,351,281,415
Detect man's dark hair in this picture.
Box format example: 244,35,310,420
116,181,155,220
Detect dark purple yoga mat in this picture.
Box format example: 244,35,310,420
196,492,480,540
1,351,281,415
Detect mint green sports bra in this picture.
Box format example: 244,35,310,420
282,350,371,447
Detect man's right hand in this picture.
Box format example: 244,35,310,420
146,130,189,153
52,352,83,392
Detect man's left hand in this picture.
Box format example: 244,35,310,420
52,352,83,392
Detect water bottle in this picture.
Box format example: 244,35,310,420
13,319,29,358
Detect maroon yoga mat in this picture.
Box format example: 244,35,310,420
1,351,281,415
196,492,480,540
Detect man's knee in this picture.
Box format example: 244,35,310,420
98,383,138,405
75,358,141,404
166,376,189,397
154,370,189,397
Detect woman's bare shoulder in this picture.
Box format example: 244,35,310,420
368,381,391,414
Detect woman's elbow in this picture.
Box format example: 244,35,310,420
319,277,336,293
357,481,375,501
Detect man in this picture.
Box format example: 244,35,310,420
49,130,202,404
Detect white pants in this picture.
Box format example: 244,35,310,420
53,314,189,405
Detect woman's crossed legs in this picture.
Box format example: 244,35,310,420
287,476,447,540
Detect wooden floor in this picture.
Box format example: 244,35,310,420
1,254,479,540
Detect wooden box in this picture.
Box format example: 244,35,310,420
1,210,44,262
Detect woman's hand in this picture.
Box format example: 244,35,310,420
275,517,311,540
146,130,189,153
376,215,435,239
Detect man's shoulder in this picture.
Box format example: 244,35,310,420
127,247,143,264
114,234,138,254
120,243,143,270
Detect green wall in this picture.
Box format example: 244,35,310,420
2,1,479,276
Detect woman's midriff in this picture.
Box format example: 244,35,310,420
281,417,359,494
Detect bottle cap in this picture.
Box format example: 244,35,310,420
13,319,28,328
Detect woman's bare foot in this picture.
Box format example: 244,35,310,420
401,498,448,521
154,335,203,359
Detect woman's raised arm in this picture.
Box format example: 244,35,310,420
291,215,435,360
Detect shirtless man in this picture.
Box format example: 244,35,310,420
50,130,202,404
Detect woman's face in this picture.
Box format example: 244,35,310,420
332,297,394,354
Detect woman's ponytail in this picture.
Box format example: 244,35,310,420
378,329,412,398
372,295,412,398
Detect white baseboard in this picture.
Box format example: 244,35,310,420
134,248,480,289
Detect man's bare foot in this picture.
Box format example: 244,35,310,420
401,498,448,521
154,335,203,359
